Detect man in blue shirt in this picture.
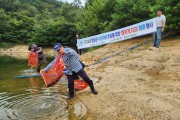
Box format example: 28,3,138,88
43,43,98,99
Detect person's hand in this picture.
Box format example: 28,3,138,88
63,69,72,75
40,70,44,73
37,50,41,53
63,65,66,70
40,69,47,73
63,70,69,75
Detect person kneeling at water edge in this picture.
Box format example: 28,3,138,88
43,43,98,99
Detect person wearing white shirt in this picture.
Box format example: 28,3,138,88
153,8,166,48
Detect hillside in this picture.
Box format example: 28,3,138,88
77,37,180,120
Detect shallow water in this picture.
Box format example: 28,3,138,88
0,56,89,120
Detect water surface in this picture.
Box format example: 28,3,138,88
0,56,89,120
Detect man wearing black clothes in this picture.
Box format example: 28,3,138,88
31,44,47,73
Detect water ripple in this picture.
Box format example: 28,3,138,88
0,90,69,119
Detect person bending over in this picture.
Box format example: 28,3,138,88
43,43,98,99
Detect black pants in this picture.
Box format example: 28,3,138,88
37,57,47,73
75,46,82,55
67,69,93,94
37,62,42,73
78,49,82,55
72,72,80,80
71,61,86,80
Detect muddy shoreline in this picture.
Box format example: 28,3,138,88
1,37,180,120
0,45,56,58
77,38,180,120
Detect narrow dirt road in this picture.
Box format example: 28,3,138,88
77,38,180,120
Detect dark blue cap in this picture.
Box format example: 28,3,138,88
54,43,62,51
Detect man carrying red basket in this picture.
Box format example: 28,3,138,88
42,43,98,99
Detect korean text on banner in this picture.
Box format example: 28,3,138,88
77,18,156,49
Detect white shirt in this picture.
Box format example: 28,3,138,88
156,15,166,28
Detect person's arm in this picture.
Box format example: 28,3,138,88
162,16,166,32
36,47,42,53
43,55,58,72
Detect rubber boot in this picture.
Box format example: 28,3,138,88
89,82,98,95
37,64,41,73
69,91,74,99
68,85,74,99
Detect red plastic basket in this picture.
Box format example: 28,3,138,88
41,54,65,87
28,52,38,67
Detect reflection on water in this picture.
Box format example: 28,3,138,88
0,55,90,120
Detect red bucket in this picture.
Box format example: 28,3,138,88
74,80,88,90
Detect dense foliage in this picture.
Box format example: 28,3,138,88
0,0,83,46
0,0,179,46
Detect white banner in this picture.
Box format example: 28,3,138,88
77,18,156,49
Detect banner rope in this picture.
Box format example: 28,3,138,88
86,39,152,67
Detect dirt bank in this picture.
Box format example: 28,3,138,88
0,45,56,58
77,38,180,120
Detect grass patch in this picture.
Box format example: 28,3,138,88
86,45,103,52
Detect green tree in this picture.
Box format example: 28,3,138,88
150,0,180,34
0,0,179,46
109,0,153,30
0,9,11,43
77,0,117,37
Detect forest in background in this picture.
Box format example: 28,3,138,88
0,0,179,47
